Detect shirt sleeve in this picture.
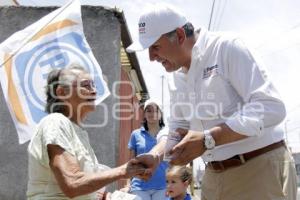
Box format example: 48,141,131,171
167,73,190,132
128,131,137,152
224,38,286,136
40,115,76,166
156,127,168,142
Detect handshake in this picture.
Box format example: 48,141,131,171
103,128,205,199
121,153,161,181
123,128,191,181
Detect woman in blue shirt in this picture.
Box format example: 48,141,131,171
122,100,168,200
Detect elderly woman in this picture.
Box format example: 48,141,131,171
27,65,144,199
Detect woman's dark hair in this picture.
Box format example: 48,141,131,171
142,104,165,131
45,64,86,114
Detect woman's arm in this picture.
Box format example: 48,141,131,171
48,144,144,198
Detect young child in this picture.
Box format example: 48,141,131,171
166,165,192,200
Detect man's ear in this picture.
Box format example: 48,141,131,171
176,28,186,45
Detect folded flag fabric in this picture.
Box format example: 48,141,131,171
0,0,110,144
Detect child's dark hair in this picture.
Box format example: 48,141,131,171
167,165,193,184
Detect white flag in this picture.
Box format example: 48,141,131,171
0,0,110,144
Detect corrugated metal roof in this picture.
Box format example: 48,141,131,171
116,10,149,103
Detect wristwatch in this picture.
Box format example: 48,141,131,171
203,130,215,150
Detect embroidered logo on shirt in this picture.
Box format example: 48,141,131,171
203,64,219,79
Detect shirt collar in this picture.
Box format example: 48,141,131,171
140,126,146,132
169,193,191,200
184,193,192,200
193,28,208,57
175,28,207,76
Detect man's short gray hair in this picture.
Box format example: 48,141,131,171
165,22,194,42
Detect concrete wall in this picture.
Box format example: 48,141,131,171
0,6,121,199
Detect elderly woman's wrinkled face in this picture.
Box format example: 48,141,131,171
62,69,97,121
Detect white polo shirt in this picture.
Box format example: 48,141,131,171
168,29,286,162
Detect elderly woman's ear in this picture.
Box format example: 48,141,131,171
55,85,67,99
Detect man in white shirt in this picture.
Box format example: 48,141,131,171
127,3,297,200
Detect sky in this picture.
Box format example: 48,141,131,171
5,0,300,152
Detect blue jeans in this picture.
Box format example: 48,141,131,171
132,189,166,200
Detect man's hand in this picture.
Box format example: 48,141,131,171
170,130,205,165
175,128,189,136
134,153,159,181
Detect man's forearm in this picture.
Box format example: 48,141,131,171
210,123,248,146
149,139,167,161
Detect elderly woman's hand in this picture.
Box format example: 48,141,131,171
120,159,146,179
133,153,159,181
